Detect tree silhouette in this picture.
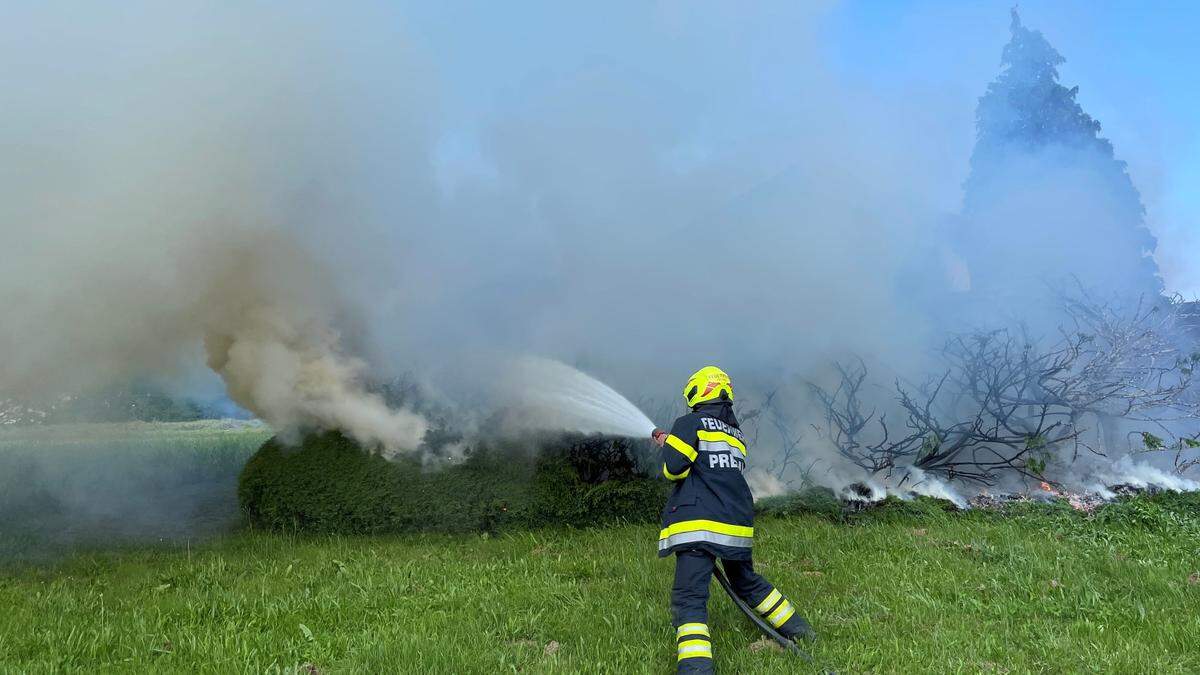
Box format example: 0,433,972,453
959,9,1161,306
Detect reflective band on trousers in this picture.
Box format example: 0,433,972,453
676,623,710,638
754,588,782,614
658,529,753,551
767,600,796,628
677,639,712,661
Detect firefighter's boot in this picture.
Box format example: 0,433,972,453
781,613,817,642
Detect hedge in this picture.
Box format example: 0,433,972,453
238,431,670,534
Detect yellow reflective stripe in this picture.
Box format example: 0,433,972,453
665,434,697,461
697,430,746,455
771,603,796,628
658,519,753,541
677,639,712,661
662,463,691,480
767,600,794,628
676,623,710,638
754,588,782,614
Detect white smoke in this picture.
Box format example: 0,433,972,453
810,463,968,508
1086,456,1200,495
0,3,430,452
1,3,1191,492
746,469,789,500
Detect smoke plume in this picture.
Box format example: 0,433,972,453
0,2,430,451
0,3,1192,491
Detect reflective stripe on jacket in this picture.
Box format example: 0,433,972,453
659,401,754,559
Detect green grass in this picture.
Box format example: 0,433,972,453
2,504,1198,674
2,423,1197,673
0,419,271,443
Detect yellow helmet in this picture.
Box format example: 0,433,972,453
683,366,734,408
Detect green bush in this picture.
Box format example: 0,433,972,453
755,486,844,521
755,487,968,523
238,432,670,534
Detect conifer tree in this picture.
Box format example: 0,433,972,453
960,9,1161,303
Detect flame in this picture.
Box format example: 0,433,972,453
1040,481,1054,493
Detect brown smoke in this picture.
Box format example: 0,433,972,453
0,3,429,452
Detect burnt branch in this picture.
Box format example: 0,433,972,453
808,288,1200,486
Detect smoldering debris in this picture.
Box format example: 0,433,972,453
830,474,1194,515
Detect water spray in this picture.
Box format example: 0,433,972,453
508,357,658,438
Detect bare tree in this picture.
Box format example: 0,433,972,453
809,290,1200,486
734,391,811,485
810,347,1081,486
1177,441,1200,476
925,329,1088,482
1057,288,1198,426
808,359,922,477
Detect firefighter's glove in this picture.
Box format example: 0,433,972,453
651,429,667,447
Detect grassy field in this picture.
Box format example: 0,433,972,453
1,423,1198,674
2,501,1198,674
0,421,271,560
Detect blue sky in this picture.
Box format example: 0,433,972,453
396,1,1198,296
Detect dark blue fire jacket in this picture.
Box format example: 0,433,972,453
658,401,754,560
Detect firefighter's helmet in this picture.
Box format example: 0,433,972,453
683,366,734,408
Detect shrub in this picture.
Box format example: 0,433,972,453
238,432,669,534
755,486,844,521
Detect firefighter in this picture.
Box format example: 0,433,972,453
651,366,814,674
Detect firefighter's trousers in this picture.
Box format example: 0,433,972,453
671,549,806,671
